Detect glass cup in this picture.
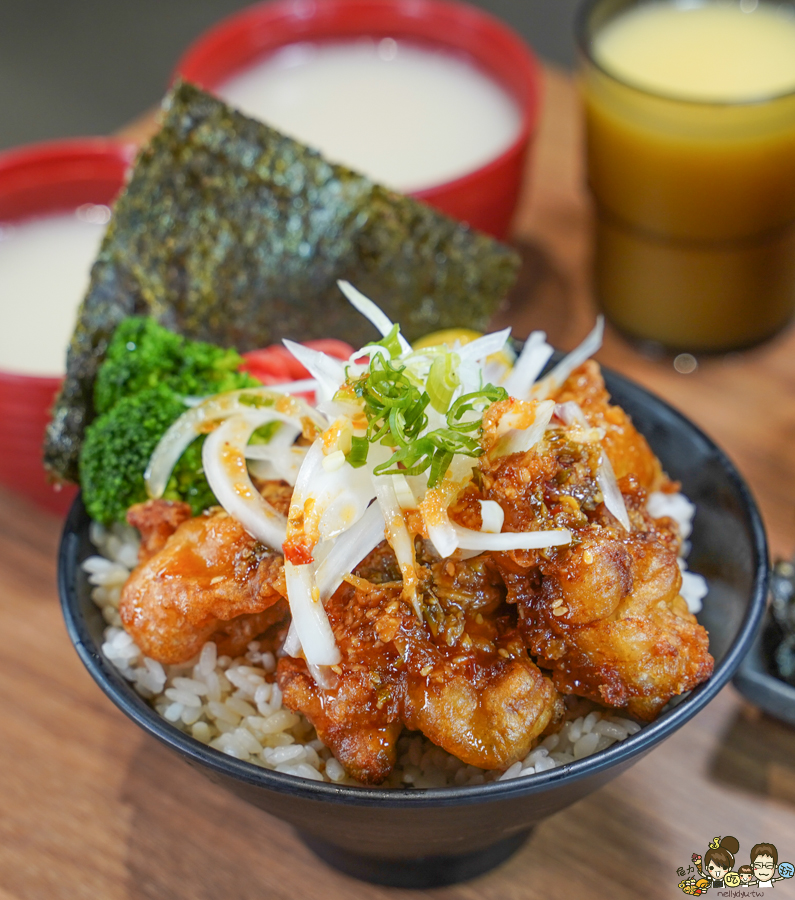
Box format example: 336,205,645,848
577,0,795,353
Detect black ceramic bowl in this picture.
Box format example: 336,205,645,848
59,366,768,889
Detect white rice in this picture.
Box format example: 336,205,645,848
85,520,642,787
647,491,708,613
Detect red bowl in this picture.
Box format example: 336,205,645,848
0,139,135,515
174,0,542,238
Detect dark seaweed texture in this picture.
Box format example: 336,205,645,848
44,81,519,482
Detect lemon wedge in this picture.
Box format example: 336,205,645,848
413,327,483,350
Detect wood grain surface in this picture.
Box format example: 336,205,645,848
4,67,795,899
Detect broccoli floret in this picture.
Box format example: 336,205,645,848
80,385,189,524
162,437,216,516
81,317,262,524
94,317,259,414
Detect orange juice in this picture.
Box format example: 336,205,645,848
580,0,795,352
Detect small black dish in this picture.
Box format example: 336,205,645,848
59,366,768,888
734,559,795,726
733,615,795,726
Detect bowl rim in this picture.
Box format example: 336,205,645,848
0,136,136,212
58,363,769,807
172,0,542,200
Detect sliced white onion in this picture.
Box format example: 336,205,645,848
289,440,325,505
391,473,418,510
456,327,512,363
479,500,505,534
319,490,373,541
456,355,486,397
420,455,477,558
532,317,605,400
369,447,420,614
244,419,305,484
502,330,554,397
316,502,386,601
452,524,572,551
321,450,346,473
246,446,307,485
316,397,363,420
202,412,289,550
284,561,341,666
337,280,412,355
283,621,301,657
259,378,319,395
495,399,556,456
555,400,587,427
554,400,605,444
145,389,325,499
282,341,346,403
308,664,339,690
428,520,459,559
597,452,630,531
290,441,375,543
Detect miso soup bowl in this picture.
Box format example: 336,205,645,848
0,139,134,514
174,0,542,239
58,364,768,888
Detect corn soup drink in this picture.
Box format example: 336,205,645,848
579,0,795,352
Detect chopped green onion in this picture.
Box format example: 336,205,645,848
448,387,508,430
427,353,460,413
365,324,403,360
345,435,370,468
350,351,507,487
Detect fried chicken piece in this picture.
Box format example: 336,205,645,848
502,532,713,719
127,499,192,564
278,655,403,784
251,478,293,516
120,509,287,665
474,398,605,570
476,388,710,719
278,546,561,784
555,361,668,492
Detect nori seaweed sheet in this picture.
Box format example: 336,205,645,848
44,81,520,483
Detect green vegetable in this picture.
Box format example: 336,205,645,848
345,435,370,469
365,325,404,361
350,354,507,488
94,317,258,414
80,385,188,524
80,318,260,524
427,352,460,414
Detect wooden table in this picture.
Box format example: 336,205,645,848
4,67,795,899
